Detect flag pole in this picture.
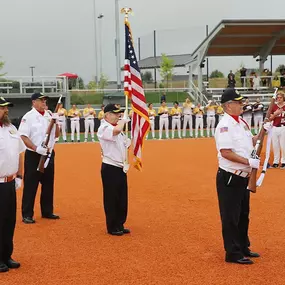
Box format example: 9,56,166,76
122,8,132,169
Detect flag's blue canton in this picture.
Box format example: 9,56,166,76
125,25,139,71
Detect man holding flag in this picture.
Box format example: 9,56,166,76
123,8,150,170
98,8,149,236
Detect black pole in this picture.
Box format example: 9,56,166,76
206,25,209,82
154,30,157,89
270,54,273,72
30,66,35,83
138,37,141,61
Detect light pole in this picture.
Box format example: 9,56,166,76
29,66,35,82
115,0,121,89
98,13,104,78
93,0,99,85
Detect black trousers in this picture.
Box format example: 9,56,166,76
22,150,55,218
0,180,16,263
101,163,128,233
216,168,250,261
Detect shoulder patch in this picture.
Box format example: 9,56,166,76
220,127,228,133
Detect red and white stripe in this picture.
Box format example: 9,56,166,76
124,59,150,170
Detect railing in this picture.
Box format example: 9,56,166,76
0,76,68,94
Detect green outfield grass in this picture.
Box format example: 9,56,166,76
70,91,190,105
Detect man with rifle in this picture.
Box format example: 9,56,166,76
214,88,270,265
18,93,60,224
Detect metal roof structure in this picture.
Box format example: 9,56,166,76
185,19,285,97
187,19,285,65
138,54,192,69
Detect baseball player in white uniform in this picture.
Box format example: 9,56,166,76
270,92,285,168
83,104,96,142
158,101,169,140
252,98,264,135
170,101,182,139
57,103,67,142
68,105,81,142
147,103,156,139
193,104,204,138
242,98,253,129
205,100,217,137
182,98,195,137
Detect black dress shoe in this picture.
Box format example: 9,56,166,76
108,230,124,236
244,251,260,258
22,217,35,224
226,257,254,265
6,258,20,269
42,214,60,219
122,228,131,234
0,263,9,273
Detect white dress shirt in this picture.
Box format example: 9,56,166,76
97,120,129,168
18,107,55,151
0,124,26,177
215,113,254,173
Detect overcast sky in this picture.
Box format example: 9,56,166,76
1,0,285,84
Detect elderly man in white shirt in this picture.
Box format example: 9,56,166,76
97,104,131,236
0,97,26,272
214,88,263,265
18,93,60,224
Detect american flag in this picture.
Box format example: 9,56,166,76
124,19,150,170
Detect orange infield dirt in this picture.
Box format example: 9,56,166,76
1,138,285,285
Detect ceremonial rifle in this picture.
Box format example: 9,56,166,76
247,88,278,193
37,95,62,173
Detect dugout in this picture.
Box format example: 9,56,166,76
185,19,285,100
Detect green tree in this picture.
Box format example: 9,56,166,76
275,64,285,73
69,77,85,89
141,71,153,83
0,58,7,76
87,80,97,90
159,54,174,88
98,73,108,90
210,69,224,78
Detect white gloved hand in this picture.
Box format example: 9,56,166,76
248,158,260,169
15,178,22,190
263,121,273,132
121,110,130,124
52,113,59,121
36,145,48,156
125,138,131,148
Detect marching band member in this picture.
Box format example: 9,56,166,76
170,101,182,139
193,103,204,138
205,100,217,137
242,98,253,129
252,98,264,135
83,104,96,142
68,104,81,142
182,98,195,137
147,103,156,139
158,101,169,140
57,103,67,142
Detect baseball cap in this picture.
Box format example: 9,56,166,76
104,104,124,113
31,92,49,101
221,88,243,104
0,96,13,107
